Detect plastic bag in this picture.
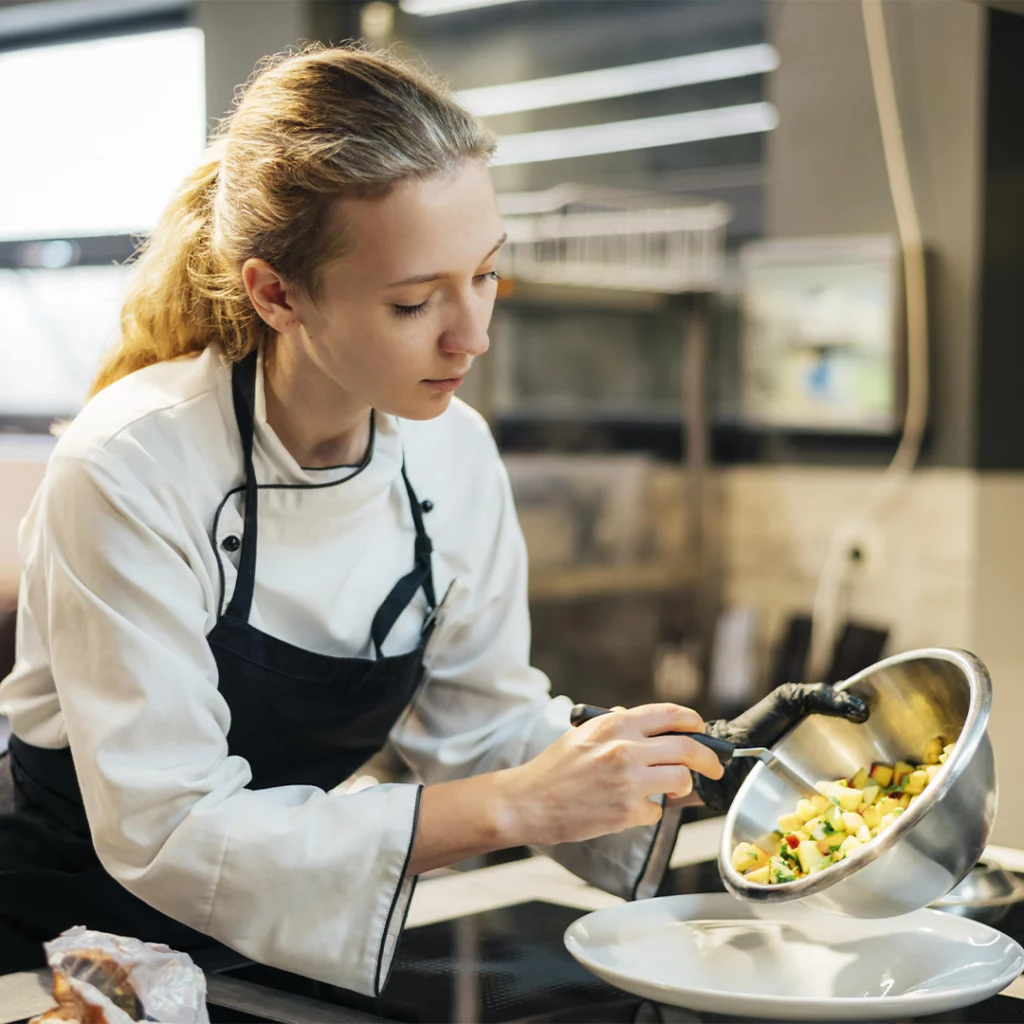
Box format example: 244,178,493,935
30,926,210,1024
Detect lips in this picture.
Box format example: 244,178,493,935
423,376,465,392
425,368,472,382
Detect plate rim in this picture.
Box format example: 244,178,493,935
563,892,1024,1016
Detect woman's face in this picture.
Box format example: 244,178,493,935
285,159,505,421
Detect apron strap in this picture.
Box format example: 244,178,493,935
370,464,437,659
224,350,260,622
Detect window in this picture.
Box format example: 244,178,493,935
0,25,205,428
0,26,205,241
0,265,133,423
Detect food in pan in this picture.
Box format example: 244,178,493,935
731,736,955,885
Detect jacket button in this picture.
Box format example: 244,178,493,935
421,500,434,513
222,535,241,552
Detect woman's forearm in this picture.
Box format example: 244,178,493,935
407,769,527,877
405,703,724,878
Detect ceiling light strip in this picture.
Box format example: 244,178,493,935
400,0,531,15
492,102,779,166
457,44,779,118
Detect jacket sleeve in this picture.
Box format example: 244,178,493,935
15,439,421,994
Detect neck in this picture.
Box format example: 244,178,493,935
262,336,372,469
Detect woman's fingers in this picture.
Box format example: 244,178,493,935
641,734,725,780
644,764,694,799
617,702,706,737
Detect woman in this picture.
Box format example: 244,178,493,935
0,46,866,992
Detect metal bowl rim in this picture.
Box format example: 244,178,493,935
719,647,993,903
930,867,1024,910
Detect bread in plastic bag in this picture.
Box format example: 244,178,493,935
30,926,209,1024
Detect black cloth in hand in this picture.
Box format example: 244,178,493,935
694,682,869,813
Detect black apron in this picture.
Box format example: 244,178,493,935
0,350,437,973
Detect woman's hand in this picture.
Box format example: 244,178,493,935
496,703,725,848
694,682,870,812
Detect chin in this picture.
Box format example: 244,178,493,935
387,391,456,421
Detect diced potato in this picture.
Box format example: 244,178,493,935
842,811,865,833
738,732,959,887
778,812,805,833
903,769,929,795
811,821,845,845
732,842,770,873
835,787,863,812
795,799,820,823
822,803,844,830
769,857,797,884
878,808,904,832
839,835,864,857
797,840,828,874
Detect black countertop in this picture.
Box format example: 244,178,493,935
213,855,1024,1024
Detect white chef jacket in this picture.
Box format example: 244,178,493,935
0,344,678,994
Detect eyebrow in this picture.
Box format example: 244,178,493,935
387,232,507,288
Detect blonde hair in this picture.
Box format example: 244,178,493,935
92,45,496,394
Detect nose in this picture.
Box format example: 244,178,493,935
439,295,492,358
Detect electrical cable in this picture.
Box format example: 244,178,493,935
808,0,931,678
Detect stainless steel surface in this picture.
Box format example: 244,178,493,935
930,862,1024,924
0,968,54,1024
206,974,389,1024
722,745,825,793
747,745,828,794
720,648,997,918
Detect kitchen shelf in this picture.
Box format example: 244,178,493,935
496,276,672,312
529,560,695,602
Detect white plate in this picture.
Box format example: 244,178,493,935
564,892,1024,1021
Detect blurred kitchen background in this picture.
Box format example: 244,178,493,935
0,0,1022,840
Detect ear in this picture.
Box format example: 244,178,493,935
242,257,301,332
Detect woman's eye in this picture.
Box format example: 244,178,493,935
393,300,430,318
393,273,499,317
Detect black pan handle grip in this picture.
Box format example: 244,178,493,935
569,703,736,764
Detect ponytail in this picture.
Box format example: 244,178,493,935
91,141,258,394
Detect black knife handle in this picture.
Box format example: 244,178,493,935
569,703,736,764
